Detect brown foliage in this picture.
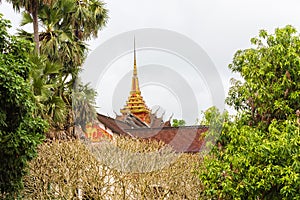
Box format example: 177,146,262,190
22,137,203,199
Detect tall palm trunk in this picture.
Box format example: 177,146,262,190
32,1,40,55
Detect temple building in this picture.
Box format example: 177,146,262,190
84,40,208,153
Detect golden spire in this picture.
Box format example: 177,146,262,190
133,37,137,76
120,38,151,124
131,37,141,95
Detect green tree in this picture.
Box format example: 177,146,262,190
2,0,56,54
20,0,108,85
18,0,108,134
62,0,107,41
198,107,229,156
73,80,97,131
28,54,66,126
0,15,46,198
227,25,300,127
198,26,300,199
172,119,186,127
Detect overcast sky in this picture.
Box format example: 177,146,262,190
1,0,300,124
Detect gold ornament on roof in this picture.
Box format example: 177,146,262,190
120,38,151,124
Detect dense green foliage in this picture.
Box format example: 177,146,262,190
17,0,107,132
0,0,107,193
28,54,66,125
0,15,46,197
73,81,97,131
19,0,108,83
227,25,300,128
198,26,300,199
2,0,60,54
172,119,186,127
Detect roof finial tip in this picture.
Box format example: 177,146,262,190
133,36,137,76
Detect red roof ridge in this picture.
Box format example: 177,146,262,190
124,125,208,131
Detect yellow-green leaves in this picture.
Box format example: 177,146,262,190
198,26,300,199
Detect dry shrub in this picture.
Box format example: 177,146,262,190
22,137,203,199
91,137,178,173
22,140,115,199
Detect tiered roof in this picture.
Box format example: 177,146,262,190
120,39,151,124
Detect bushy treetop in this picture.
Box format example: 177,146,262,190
198,26,300,200
227,25,300,128
0,14,46,198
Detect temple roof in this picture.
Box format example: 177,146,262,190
96,113,129,136
125,126,208,153
96,112,208,153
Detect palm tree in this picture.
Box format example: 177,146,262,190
29,54,67,128
73,80,97,131
29,0,108,86
65,0,108,41
3,0,55,54
18,0,108,137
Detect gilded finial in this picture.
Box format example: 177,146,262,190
120,37,151,124
131,37,140,94
133,36,137,76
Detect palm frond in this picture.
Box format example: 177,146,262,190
20,11,33,26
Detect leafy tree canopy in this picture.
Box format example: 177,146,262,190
17,0,108,135
172,119,186,127
198,26,300,199
0,14,46,198
227,25,300,128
